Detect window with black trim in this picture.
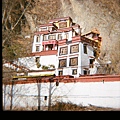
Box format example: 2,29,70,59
69,57,78,66
58,34,62,40
89,59,95,68
70,44,79,54
59,59,67,68
64,33,69,39
49,34,56,40
59,46,68,55
58,71,63,75
83,44,87,54
72,69,77,75
43,35,47,41
36,46,39,52
41,27,47,31
83,69,90,75
36,36,40,42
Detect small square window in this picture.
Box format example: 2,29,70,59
58,71,63,75
69,57,78,66
59,59,67,68
83,69,90,75
58,34,62,40
36,46,39,52
83,70,87,75
72,69,77,75
59,46,68,55
70,44,79,54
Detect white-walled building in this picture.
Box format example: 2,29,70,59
3,16,102,77
29,16,102,77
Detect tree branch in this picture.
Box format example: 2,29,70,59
11,2,31,30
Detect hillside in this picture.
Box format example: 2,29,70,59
2,0,120,74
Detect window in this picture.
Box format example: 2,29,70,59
59,59,67,68
36,36,40,42
41,27,47,31
58,34,62,40
83,44,87,54
58,71,63,75
59,46,68,55
64,33,69,39
43,35,47,41
69,57,78,66
83,70,87,75
46,44,53,50
36,46,39,52
89,59,94,68
83,69,90,75
59,21,67,28
72,69,77,75
49,34,56,40
70,44,79,54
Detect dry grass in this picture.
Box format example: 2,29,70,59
50,102,120,111
3,102,120,111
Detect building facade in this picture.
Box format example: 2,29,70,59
3,16,102,77
30,16,102,77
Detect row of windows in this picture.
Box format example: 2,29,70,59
44,33,69,41
59,44,87,55
36,33,69,42
35,44,88,54
58,69,77,75
59,57,78,68
58,69,90,75
37,21,68,32
60,44,79,55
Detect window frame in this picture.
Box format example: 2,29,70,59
69,57,78,66
59,59,67,68
41,27,47,31
58,70,63,75
59,46,68,55
36,46,40,52
83,44,87,54
43,35,48,41
72,69,77,75
48,34,56,40
83,69,90,75
36,36,40,42
70,44,79,54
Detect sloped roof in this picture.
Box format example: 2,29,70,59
91,28,100,34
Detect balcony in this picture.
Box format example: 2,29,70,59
42,40,58,45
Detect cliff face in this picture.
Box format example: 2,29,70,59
59,0,120,74
2,0,120,74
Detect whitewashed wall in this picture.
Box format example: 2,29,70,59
3,81,120,110
40,55,57,67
